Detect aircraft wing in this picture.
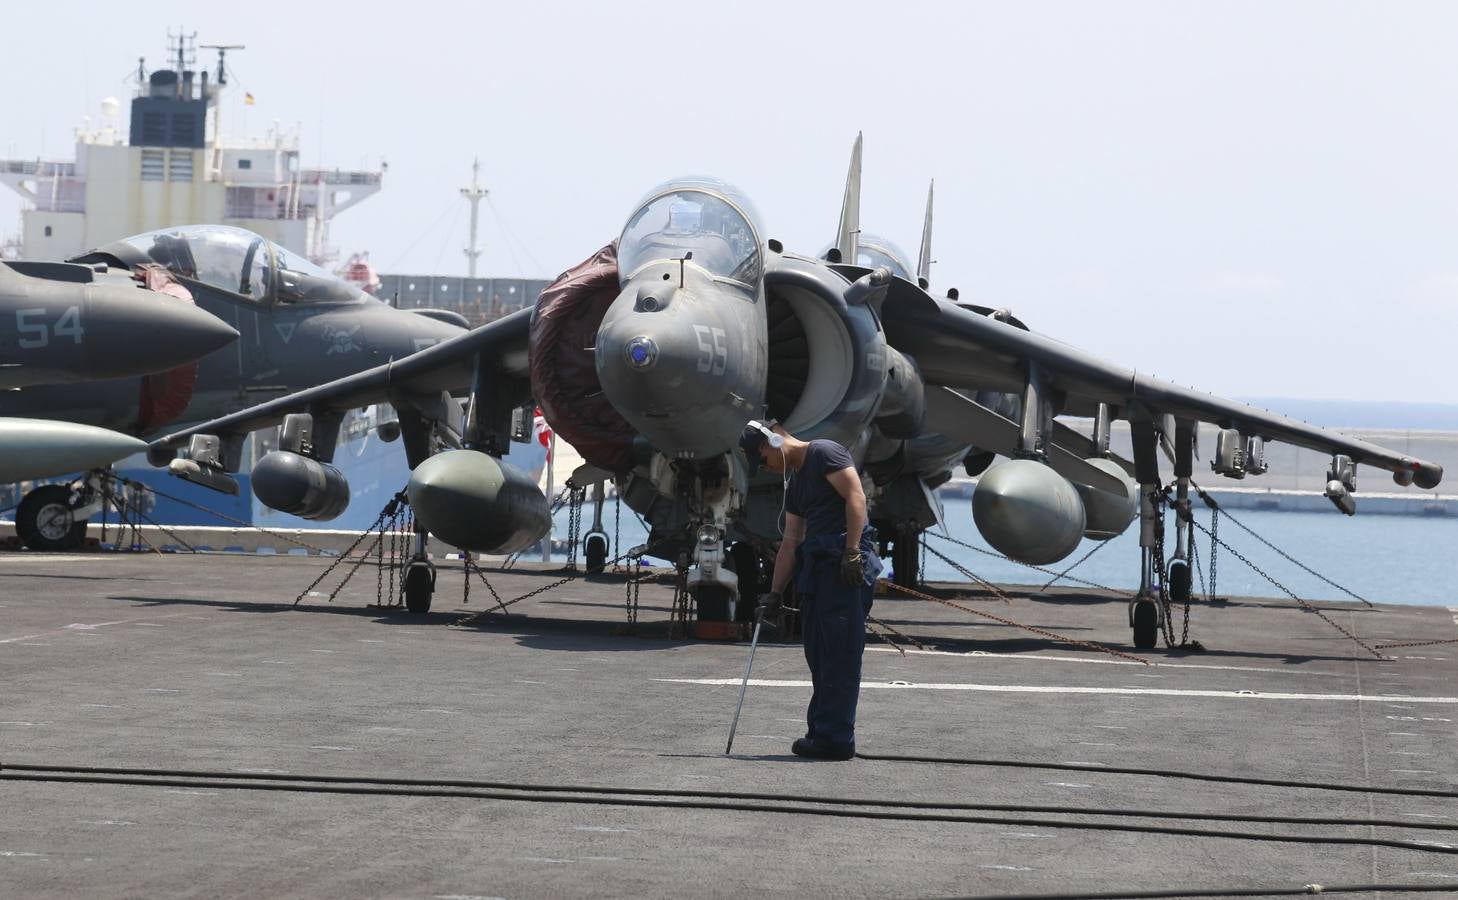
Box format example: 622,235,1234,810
150,307,532,451
885,284,1443,489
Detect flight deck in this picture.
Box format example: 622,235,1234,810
3,550,1458,898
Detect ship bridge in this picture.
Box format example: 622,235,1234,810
0,34,381,266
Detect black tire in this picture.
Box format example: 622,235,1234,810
892,532,919,588
1167,559,1192,604
584,533,608,575
694,585,733,622
1132,600,1159,649
404,564,435,614
728,542,761,623
17,485,87,552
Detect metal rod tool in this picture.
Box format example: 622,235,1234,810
724,609,765,756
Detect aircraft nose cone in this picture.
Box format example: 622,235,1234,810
84,287,239,378
594,281,760,460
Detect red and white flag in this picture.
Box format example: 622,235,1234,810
533,408,553,453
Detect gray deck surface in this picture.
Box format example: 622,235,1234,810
2,551,1457,898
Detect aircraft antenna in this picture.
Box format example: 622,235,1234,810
461,158,489,278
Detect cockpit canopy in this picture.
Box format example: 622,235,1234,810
618,178,763,287
822,232,914,281
104,225,364,305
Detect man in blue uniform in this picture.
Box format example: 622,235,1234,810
739,419,882,761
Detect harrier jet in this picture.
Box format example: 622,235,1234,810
1,251,239,542
2,224,465,548
148,143,1443,648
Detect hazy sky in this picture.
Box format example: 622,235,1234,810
3,1,1455,403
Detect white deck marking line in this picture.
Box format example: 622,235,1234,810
863,646,1331,677
658,678,1458,703
0,610,202,643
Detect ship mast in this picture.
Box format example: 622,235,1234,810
461,158,488,278
200,42,244,155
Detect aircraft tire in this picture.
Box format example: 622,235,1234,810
729,542,761,623
1132,599,1159,649
1168,559,1192,604
584,533,609,575
892,532,919,589
17,485,87,552
404,563,434,614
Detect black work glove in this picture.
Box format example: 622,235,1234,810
757,591,783,617
840,549,866,587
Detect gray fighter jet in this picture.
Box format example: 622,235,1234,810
0,253,239,530
148,142,1443,649
2,224,466,549
0,256,238,389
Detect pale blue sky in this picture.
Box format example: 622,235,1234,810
4,1,1456,402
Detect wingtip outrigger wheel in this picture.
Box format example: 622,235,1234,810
403,522,436,614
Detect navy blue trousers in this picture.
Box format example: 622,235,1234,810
796,529,880,748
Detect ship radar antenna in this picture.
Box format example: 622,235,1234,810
461,158,489,279
201,42,246,87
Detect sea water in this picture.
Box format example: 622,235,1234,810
552,503,1458,608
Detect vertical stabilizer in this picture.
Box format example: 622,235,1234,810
834,133,863,265
916,179,935,286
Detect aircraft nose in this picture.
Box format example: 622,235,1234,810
595,277,758,459
84,286,239,378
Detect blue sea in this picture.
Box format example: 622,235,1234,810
549,502,1458,608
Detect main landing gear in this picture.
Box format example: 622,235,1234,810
1128,417,1196,651
16,484,88,551
12,471,135,552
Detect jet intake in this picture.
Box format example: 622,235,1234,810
406,449,550,554
252,450,350,521
972,459,1086,565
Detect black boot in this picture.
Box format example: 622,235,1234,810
791,737,855,761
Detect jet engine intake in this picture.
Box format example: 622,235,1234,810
972,459,1086,565
406,449,550,554
252,450,351,521
762,256,889,452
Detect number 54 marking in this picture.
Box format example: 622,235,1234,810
693,325,727,375
16,306,84,348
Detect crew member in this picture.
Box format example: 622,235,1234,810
739,419,882,761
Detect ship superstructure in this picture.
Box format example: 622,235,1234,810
0,34,381,265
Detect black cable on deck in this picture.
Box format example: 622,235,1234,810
854,751,1458,800
5,765,1458,858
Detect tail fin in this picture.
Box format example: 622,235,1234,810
833,132,862,265
916,179,934,287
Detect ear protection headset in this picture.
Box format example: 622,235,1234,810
743,419,790,536
747,419,784,449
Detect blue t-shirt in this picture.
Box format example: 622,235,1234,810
785,439,855,538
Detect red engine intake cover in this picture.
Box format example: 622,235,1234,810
528,243,637,474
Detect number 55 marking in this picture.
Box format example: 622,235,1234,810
693,324,727,375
